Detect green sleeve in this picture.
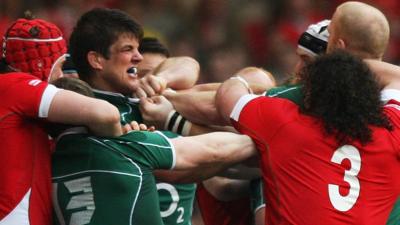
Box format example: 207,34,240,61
250,178,266,214
109,131,176,170
266,84,304,107
387,198,400,225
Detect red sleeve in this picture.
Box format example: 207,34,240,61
229,94,299,143
2,73,59,118
384,100,400,156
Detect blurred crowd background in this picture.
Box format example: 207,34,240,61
1,0,400,83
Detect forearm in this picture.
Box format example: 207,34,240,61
217,162,261,180
173,132,256,170
365,59,400,89
48,90,122,137
81,100,122,137
166,91,225,125
153,167,228,183
154,56,200,90
161,111,215,136
182,83,221,92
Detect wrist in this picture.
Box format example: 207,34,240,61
164,110,192,136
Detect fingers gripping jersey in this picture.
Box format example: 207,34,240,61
230,94,400,225
52,129,176,225
94,90,196,225
0,72,59,225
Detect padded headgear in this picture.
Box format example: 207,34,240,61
298,20,330,56
1,18,67,81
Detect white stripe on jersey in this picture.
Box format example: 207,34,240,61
0,189,30,225
230,94,259,121
155,131,177,170
381,89,400,103
38,84,60,118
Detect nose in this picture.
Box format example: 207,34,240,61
132,50,143,64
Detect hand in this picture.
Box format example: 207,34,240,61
135,75,167,98
122,121,155,134
139,95,174,129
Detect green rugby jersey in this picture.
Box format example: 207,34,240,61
93,89,143,124
94,90,196,225
250,179,265,214
265,83,303,106
52,128,176,225
156,131,196,225
387,198,400,225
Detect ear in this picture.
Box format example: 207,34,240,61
336,38,346,50
87,51,104,70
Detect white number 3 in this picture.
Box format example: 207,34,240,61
328,145,361,212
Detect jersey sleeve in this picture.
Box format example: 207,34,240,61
250,178,266,214
230,94,298,143
266,84,304,107
384,99,400,158
119,131,176,170
8,75,59,118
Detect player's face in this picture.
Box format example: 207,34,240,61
48,54,67,83
99,33,143,95
137,53,167,78
294,48,314,76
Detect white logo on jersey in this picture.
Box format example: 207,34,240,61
28,79,41,86
64,177,95,225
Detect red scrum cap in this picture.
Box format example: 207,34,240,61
1,18,67,81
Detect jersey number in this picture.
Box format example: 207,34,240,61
53,177,95,225
328,145,361,212
157,183,185,223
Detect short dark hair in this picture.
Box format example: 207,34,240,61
69,8,143,81
139,37,170,57
300,50,392,145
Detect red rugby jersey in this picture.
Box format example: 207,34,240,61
230,94,400,225
0,72,59,225
196,182,252,225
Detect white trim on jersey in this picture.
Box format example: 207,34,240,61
92,89,125,97
52,169,142,180
267,86,301,97
38,84,60,118
230,94,259,121
55,127,88,143
92,89,140,104
254,204,266,214
0,189,30,225
381,89,400,103
155,131,177,170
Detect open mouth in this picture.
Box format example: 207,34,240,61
127,67,138,78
